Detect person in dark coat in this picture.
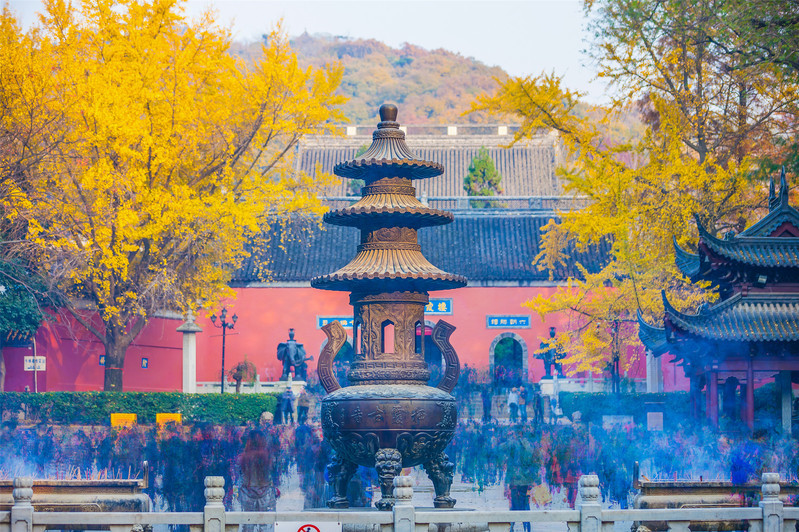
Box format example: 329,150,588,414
296,388,311,424
481,385,493,424
502,429,537,532
281,388,295,424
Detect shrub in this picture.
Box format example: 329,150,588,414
0,391,278,425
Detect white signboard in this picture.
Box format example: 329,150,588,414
276,522,342,532
602,414,633,429
24,356,46,371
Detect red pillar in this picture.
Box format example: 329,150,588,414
746,359,755,432
709,371,719,427
740,382,747,422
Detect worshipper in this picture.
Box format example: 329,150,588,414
296,388,311,424
508,387,520,424
281,387,295,424
238,429,277,532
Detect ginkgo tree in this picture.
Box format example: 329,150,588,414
470,0,799,378
0,0,345,390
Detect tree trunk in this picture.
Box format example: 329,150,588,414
235,378,242,394
103,341,127,391
102,318,146,391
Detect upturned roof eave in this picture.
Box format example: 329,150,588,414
695,215,799,268
637,310,670,357
673,236,700,279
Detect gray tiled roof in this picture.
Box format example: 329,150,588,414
233,212,610,285
297,135,561,197
697,221,799,268
663,292,799,342
692,175,799,269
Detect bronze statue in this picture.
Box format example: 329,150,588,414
312,104,466,510
276,328,312,381
537,326,565,379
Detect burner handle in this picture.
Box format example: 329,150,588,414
432,320,460,394
318,321,347,393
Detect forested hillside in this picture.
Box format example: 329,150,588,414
234,33,509,124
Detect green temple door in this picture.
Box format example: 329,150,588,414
493,336,523,389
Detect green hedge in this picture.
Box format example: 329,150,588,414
0,392,278,425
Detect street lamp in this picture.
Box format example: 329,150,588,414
611,319,621,395
210,308,238,394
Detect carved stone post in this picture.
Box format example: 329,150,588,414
203,476,226,532
578,474,601,532
11,477,33,532
760,472,783,532
393,476,416,532
177,311,202,393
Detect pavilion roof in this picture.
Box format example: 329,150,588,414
740,168,799,237
662,291,799,342
674,169,799,275
696,218,799,269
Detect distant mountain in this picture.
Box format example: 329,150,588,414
234,33,509,125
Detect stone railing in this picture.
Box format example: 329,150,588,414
2,473,796,532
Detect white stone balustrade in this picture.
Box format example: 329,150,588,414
1,473,796,532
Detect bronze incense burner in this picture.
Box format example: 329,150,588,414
312,104,466,510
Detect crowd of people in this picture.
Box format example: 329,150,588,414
1,393,797,518
1,367,797,525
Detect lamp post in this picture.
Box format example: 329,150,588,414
611,319,621,395
210,308,237,394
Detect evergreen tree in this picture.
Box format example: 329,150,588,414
463,147,503,208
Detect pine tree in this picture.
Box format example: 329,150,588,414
463,147,503,208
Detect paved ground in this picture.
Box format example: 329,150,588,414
274,467,636,532
276,459,584,511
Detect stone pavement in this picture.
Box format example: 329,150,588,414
275,466,576,531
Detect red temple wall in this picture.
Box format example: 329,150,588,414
3,285,662,391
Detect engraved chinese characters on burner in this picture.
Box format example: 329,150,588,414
436,401,456,428
367,406,385,422
392,406,407,425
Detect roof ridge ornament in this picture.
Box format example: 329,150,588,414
779,165,790,208
769,173,778,211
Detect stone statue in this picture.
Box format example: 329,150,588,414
277,328,312,381
537,327,565,379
